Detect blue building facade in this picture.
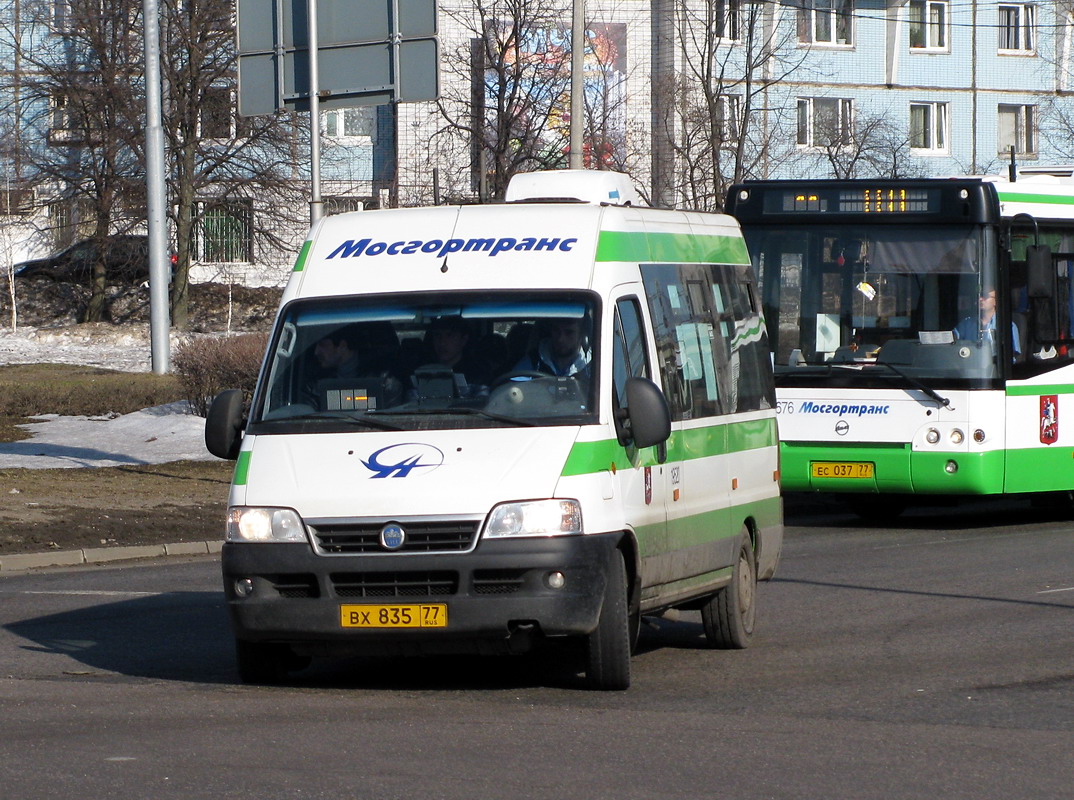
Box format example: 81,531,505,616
762,0,1073,178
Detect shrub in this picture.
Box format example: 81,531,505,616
0,364,182,417
173,333,268,417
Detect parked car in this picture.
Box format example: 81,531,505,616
13,235,169,283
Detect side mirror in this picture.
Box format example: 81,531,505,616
1026,244,1055,299
1026,245,1060,343
205,389,245,460
624,377,671,449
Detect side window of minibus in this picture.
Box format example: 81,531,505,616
612,298,650,406
712,272,775,413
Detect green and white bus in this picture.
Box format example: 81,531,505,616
726,172,1074,513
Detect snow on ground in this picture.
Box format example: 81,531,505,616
0,323,170,372
0,325,217,468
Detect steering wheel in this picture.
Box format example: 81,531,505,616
490,370,548,388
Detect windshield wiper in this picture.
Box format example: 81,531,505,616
873,361,951,408
371,407,541,426
270,411,407,431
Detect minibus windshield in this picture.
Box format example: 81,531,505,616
250,292,599,432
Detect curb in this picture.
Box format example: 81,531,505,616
0,540,223,572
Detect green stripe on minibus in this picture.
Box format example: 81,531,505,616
561,417,777,476
233,451,252,486
595,230,750,265
292,240,313,272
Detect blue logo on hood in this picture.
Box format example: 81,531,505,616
362,443,445,479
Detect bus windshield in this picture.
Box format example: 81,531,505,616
743,222,1012,383
249,291,599,433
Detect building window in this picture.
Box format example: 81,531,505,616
908,0,947,50
798,0,854,45
998,104,1036,155
715,0,741,40
717,94,741,142
797,97,853,147
52,0,70,31
200,86,235,139
998,4,1036,52
50,90,71,132
910,102,948,151
196,201,252,262
324,107,376,139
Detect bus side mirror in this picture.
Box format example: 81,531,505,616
205,389,245,460
1026,245,1059,343
624,377,671,449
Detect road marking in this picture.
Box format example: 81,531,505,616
1036,586,1074,595
6,590,159,597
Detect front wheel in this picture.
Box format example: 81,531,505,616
700,527,757,649
584,550,632,690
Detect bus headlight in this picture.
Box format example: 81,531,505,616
925,428,940,444
950,429,965,445
974,429,986,443
227,507,307,542
484,499,583,538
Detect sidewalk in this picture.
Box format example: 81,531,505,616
0,540,223,572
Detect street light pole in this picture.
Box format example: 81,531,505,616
143,0,171,372
308,0,323,224
569,0,584,169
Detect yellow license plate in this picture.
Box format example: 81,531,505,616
340,604,447,629
811,461,875,479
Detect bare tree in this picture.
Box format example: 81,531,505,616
436,0,583,201
815,107,929,179
9,0,147,322
159,0,307,328
666,0,808,211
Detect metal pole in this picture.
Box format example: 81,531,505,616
569,0,584,169
143,0,170,373
308,0,323,224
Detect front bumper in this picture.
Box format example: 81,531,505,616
221,533,620,656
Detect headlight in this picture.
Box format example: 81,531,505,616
227,507,307,542
484,499,583,538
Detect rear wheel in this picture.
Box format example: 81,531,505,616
235,639,306,684
585,550,632,690
701,527,757,649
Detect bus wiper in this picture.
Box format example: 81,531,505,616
371,407,540,426
279,411,406,430
873,362,951,408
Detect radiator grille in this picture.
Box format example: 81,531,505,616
311,520,479,554
330,571,459,598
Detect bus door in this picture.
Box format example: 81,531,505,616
610,294,670,588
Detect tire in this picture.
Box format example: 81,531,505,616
235,639,303,685
701,527,757,649
585,550,632,690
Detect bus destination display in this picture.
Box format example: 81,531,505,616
769,187,936,214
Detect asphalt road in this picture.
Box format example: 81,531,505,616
1,496,1072,800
